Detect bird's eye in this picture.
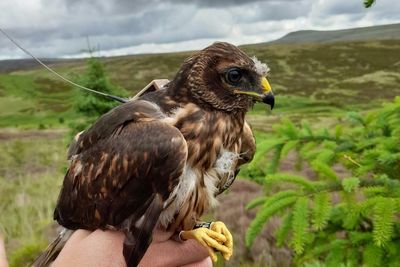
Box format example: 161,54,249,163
225,68,242,85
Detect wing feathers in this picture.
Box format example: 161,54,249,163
56,104,188,232
67,100,165,159
123,193,164,266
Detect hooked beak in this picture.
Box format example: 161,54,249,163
233,77,275,110
260,77,274,110
262,92,275,109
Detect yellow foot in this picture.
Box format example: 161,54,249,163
180,222,233,262
211,221,233,261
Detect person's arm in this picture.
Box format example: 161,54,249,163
0,233,9,267
52,229,211,267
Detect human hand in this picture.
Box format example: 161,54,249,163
0,232,9,267
52,228,211,267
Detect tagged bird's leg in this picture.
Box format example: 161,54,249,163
179,221,232,262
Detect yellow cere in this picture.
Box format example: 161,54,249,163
261,77,272,94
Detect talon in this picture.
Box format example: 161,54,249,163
211,221,234,260
180,228,230,262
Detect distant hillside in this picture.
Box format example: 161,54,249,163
271,23,400,44
0,58,81,73
0,39,399,129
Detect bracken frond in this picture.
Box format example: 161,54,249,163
265,144,283,174
363,243,383,267
291,197,309,254
265,173,316,191
249,139,284,168
246,196,297,247
276,213,293,247
312,192,332,230
372,197,395,247
245,196,268,210
325,240,346,267
311,160,338,181
281,140,299,158
342,177,360,193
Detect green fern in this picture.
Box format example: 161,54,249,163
325,240,346,267
364,0,376,8
372,198,395,247
276,213,293,247
291,197,309,254
265,173,316,191
245,97,400,266
281,140,299,158
301,120,314,137
246,196,297,247
363,244,383,267
248,139,282,169
342,177,360,193
245,196,268,210
265,144,284,174
342,194,361,230
312,192,332,230
311,160,338,181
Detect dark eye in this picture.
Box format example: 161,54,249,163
225,68,242,85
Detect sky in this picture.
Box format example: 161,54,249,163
0,0,399,59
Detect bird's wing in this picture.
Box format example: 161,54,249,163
238,121,256,166
55,99,188,266
217,121,256,195
67,100,166,159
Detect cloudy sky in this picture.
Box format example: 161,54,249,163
0,0,398,59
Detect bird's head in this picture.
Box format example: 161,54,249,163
169,42,274,112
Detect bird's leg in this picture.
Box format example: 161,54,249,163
179,221,233,262
210,221,233,260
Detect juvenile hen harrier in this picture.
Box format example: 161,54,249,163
35,42,274,266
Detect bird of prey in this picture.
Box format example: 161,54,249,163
34,42,274,266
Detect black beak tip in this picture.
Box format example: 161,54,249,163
262,92,275,110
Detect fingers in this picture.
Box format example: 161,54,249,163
0,234,9,267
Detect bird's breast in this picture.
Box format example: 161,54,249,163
161,103,244,170
158,148,240,231
157,105,244,231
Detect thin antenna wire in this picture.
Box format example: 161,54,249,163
0,27,128,103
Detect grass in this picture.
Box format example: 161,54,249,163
0,138,66,266
0,40,399,129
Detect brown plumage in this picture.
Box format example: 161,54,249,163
33,42,273,267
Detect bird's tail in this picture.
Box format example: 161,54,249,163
31,228,74,267
123,193,164,267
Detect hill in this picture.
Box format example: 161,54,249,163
0,39,399,130
271,23,400,44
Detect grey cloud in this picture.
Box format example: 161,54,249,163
318,1,364,16
0,0,399,58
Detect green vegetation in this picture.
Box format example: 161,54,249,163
364,0,376,8
0,136,66,266
271,22,400,44
245,97,400,266
1,40,399,129
0,38,399,266
69,58,127,136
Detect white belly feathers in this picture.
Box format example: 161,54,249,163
158,150,240,228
